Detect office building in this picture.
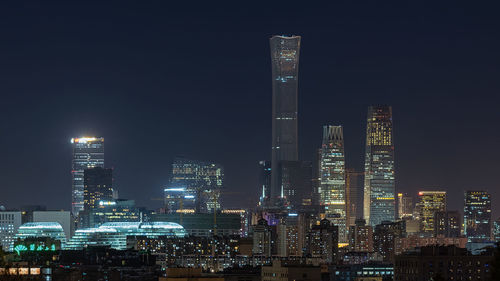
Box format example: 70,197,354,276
0,211,22,252
15,222,67,246
434,210,461,238
270,35,301,207
346,169,363,226
167,157,224,213
363,106,395,226
258,160,272,206
464,191,491,242
71,137,104,215
83,167,113,211
32,210,72,241
86,199,142,228
277,160,312,208
305,218,339,263
348,219,373,252
417,191,446,235
394,245,494,281
65,221,186,250
319,125,347,241
397,193,413,219
151,212,241,237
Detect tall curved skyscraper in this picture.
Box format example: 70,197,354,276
269,35,301,207
363,106,395,226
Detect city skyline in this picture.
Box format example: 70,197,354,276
1,2,500,220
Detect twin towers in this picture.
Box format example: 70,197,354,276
267,35,395,235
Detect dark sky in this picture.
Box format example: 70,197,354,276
0,2,499,218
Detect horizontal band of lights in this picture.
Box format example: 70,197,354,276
164,188,186,192
338,243,349,248
14,244,56,255
376,197,395,200
70,137,99,144
221,210,246,214
176,209,195,213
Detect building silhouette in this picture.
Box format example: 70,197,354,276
269,35,301,207
464,191,491,242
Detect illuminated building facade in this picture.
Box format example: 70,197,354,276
15,222,66,246
417,191,446,235
464,191,491,242
270,35,301,207
32,211,72,241
252,218,272,257
86,199,141,228
493,218,500,242
363,106,395,226
0,211,22,252
65,222,186,250
84,167,113,211
167,157,224,213
71,137,104,215
373,220,406,262
319,125,347,242
434,210,461,238
397,193,414,219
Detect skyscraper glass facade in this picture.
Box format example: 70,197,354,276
464,191,491,242
83,167,113,211
363,106,395,226
319,125,347,242
167,157,224,213
71,137,104,216
270,35,300,207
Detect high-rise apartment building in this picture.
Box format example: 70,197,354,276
305,219,339,263
270,35,301,207
434,211,461,238
71,137,104,216
252,218,272,257
493,218,500,242
0,211,22,252
83,167,113,211
363,106,395,226
167,157,224,213
348,219,373,252
319,125,347,241
346,169,364,226
464,191,491,242
397,193,414,219
417,191,446,235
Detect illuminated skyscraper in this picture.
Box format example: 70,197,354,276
397,193,414,219
464,191,491,242
167,157,224,213
71,137,104,216
83,167,113,211
417,191,446,235
319,125,347,241
270,35,300,207
434,210,461,238
363,106,395,226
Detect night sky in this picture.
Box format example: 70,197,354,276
1,2,499,218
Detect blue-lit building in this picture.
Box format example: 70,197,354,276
494,218,500,242
15,222,66,245
464,191,491,242
167,157,224,213
331,263,394,281
363,106,395,226
65,221,186,250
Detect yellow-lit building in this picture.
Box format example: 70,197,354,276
417,191,446,235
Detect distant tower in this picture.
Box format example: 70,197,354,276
258,160,272,206
270,35,301,207
71,137,104,216
464,191,491,242
363,106,395,226
397,193,414,219
319,125,347,242
83,167,113,211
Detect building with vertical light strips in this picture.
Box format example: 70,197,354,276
319,125,347,242
269,35,300,208
464,191,491,242
363,106,395,226
71,137,104,216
